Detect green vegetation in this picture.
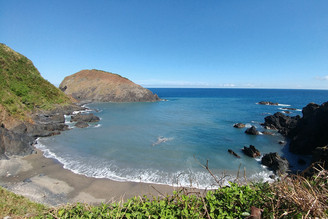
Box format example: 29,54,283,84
0,186,48,218
1,170,327,218
0,43,71,118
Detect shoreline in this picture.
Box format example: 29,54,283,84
0,149,175,206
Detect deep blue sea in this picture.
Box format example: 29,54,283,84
37,88,328,188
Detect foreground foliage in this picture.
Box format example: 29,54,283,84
0,186,48,218
1,170,327,218
0,43,71,118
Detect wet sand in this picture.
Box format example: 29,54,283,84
0,149,176,206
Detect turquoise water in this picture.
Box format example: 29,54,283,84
37,88,328,188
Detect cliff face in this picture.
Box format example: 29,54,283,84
59,69,160,102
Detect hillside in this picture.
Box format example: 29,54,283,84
0,43,72,122
59,69,160,102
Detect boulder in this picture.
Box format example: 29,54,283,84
245,126,259,135
261,152,289,175
242,145,261,158
75,122,89,128
0,126,34,158
233,123,245,128
71,113,100,123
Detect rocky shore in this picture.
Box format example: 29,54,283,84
0,104,88,159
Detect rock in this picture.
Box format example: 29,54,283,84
262,131,274,135
258,101,278,105
71,113,100,123
228,149,240,158
278,141,285,145
59,69,160,102
75,121,89,128
289,102,328,154
283,111,291,114
245,126,259,135
261,152,289,175
0,126,34,158
242,145,261,158
262,112,300,137
233,123,245,128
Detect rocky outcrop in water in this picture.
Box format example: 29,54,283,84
59,69,160,103
262,112,300,137
261,152,289,175
245,126,259,135
71,113,100,123
242,145,261,158
233,123,245,128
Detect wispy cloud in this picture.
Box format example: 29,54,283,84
315,75,328,81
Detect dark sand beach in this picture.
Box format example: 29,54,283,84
0,149,175,206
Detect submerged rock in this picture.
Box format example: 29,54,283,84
228,149,240,158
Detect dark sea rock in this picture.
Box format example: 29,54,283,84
261,152,289,175
228,149,240,158
75,121,89,128
233,123,245,128
245,126,259,135
242,145,261,158
71,113,100,123
262,112,300,137
258,101,278,105
289,102,328,154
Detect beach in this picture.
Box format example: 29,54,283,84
0,149,175,207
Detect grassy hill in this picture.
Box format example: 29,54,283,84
0,43,71,119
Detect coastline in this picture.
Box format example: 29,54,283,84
0,149,175,207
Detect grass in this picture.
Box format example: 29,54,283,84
0,43,71,119
1,169,327,218
0,186,48,218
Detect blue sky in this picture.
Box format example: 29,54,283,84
1,1,328,89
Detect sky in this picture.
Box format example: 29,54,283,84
1,0,328,89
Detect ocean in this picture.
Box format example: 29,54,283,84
36,88,328,189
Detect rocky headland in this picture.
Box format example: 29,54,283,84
59,69,160,103
0,44,87,159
